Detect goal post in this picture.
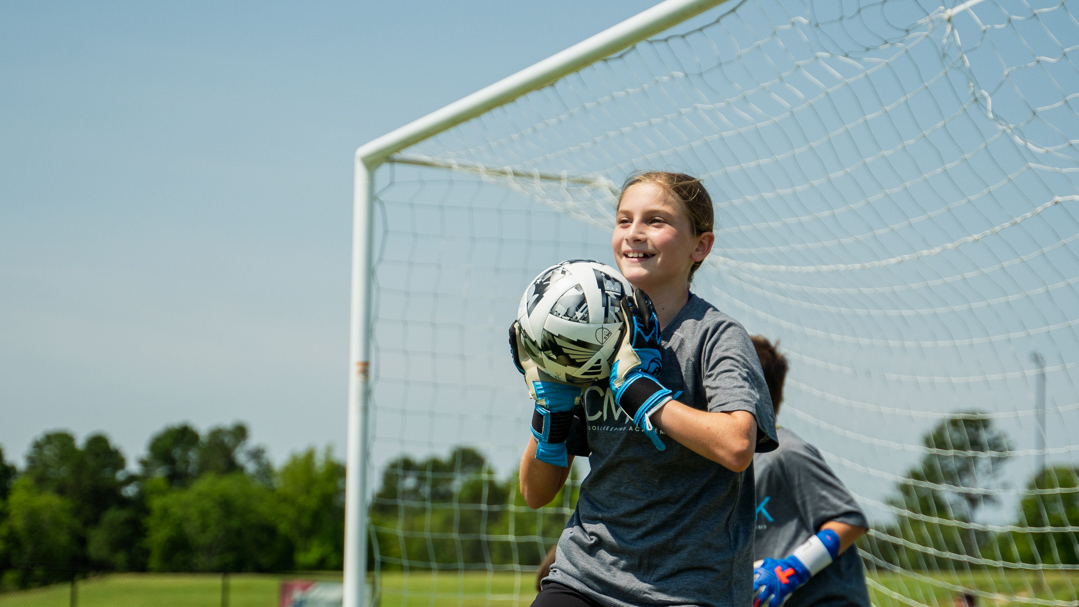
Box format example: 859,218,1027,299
346,0,1079,605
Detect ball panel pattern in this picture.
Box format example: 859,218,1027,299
517,260,631,382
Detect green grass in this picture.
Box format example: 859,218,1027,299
0,572,342,607
375,571,538,607
0,570,1074,607
866,570,1079,607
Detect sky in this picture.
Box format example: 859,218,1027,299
0,0,662,470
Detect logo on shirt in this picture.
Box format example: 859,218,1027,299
756,496,773,531
581,384,667,435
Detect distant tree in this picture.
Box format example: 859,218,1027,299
276,447,345,570
197,423,273,485
0,445,16,502
196,425,246,476
145,472,292,573
998,465,1079,565
23,431,130,529
141,422,272,487
0,476,80,588
140,424,201,487
920,414,1011,523
869,412,1011,569
80,434,131,515
20,431,133,572
87,506,146,571
22,432,81,495
369,447,517,569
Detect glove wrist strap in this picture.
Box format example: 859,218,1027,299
615,373,673,420
533,440,568,468
532,381,582,409
532,409,574,445
792,529,841,576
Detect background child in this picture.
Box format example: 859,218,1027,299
512,171,778,607
750,335,870,607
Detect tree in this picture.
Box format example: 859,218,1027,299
19,431,134,572
920,414,1011,523
20,431,148,572
140,424,201,487
369,447,524,569
870,412,1011,569
0,445,16,502
22,432,81,495
87,506,146,571
0,477,80,588
998,465,1079,565
23,431,130,532
144,472,292,573
196,423,273,486
276,447,345,570
0,444,15,579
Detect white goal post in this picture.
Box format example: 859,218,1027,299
346,0,1079,605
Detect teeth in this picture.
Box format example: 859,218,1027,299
625,252,650,258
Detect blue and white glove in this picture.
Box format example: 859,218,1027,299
509,322,583,467
609,288,672,451
753,529,841,607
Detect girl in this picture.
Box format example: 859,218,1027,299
513,172,779,607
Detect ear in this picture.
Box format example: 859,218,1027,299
692,231,714,262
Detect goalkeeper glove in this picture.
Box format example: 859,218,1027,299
509,322,583,467
753,529,841,607
608,288,672,451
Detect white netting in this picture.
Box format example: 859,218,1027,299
363,0,1079,604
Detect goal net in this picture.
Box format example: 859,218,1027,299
353,0,1079,604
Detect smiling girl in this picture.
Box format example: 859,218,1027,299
515,171,779,607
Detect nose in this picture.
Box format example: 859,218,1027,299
626,218,646,242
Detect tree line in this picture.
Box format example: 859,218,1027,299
0,423,344,590
2,413,1073,593
0,425,570,593
862,412,1079,570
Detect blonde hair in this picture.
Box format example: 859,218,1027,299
617,171,715,282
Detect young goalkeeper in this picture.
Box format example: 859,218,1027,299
511,171,778,607
750,336,870,607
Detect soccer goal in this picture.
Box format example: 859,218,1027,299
345,0,1079,605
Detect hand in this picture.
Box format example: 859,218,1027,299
608,288,671,451
753,530,841,607
752,556,809,607
510,322,584,467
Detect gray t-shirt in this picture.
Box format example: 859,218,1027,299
546,293,778,607
753,427,870,607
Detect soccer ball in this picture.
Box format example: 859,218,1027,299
516,260,632,383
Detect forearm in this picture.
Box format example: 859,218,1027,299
651,405,755,471
820,520,867,555
519,437,573,509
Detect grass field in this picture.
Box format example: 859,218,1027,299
865,569,1079,607
0,570,1074,607
0,573,347,607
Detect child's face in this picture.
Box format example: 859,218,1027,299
612,182,712,294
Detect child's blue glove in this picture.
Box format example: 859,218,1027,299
509,322,583,467
609,288,671,451
753,529,840,607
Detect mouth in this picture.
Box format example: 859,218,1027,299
622,251,654,261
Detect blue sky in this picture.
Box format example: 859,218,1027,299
0,0,660,468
